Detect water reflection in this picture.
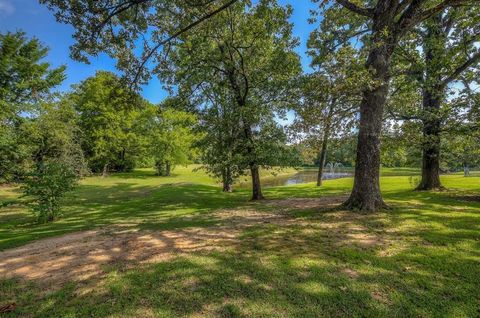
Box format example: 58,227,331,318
236,169,352,189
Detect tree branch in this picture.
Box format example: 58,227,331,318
336,0,374,17
386,108,419,121
442,49,480,86
395,0,472,36
132,0,239,86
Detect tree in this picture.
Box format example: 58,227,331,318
160,0,301,200
314,0,474,211
389,6,480,190
442,134,480,174
22,160,78,223
0,31,65,117
0,31,65,182
40,0,300,200
143,101,197,176
22,100,86,176
441,79,480,174
293,46,364,186
40,0,241,88
195,86,245,192
71,71,146,175
0,99,86,223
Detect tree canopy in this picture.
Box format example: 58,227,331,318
4,0,479,214
0,31,66,182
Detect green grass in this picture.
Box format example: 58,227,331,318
302,166,421,176
0,166,298,250
1,166,480,317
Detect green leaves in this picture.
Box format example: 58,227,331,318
0,31,65,110
22,161,78,223
144,100,198,175
40,0,244,87
0,31,67,183
71,71,146,173
162,1,301,183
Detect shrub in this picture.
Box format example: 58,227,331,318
22,161,78,223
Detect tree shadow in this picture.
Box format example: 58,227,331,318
0,183,249,250
2,175,480,316
6,210,479,317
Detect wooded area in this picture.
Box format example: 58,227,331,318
1,0,479,317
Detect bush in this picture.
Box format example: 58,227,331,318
22,161,78,223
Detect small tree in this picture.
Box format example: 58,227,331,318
19,100,85,223
22,161,77,223
293,46,364,186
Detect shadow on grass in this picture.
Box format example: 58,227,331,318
4,208,479,317
105,170,182,180
0,183,248,250
2,177,480,316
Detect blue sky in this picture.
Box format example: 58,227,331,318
0,0,317,104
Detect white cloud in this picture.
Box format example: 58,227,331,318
0,0,15,15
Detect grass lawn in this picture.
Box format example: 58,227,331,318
1,166,479,317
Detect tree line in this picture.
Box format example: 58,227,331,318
0,33,200,221
2,0,480,219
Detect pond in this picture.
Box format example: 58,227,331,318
236,169,353,189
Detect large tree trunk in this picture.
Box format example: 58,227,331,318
343,23,394,212
241,110,263,200
417,93,443,190
222,166,233,192
416,15,445,191
316,142,327,187
250,165,264,200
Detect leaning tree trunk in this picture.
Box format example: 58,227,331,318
241,109,264,200
343,25,394,212
317,127,330,187
416,92,443,190
317,101,334,187
245,120,264,200
250,165,264,200
316,144,327,187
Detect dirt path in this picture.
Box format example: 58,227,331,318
0,227,234,286
0,208,289,289
0,196,383,291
